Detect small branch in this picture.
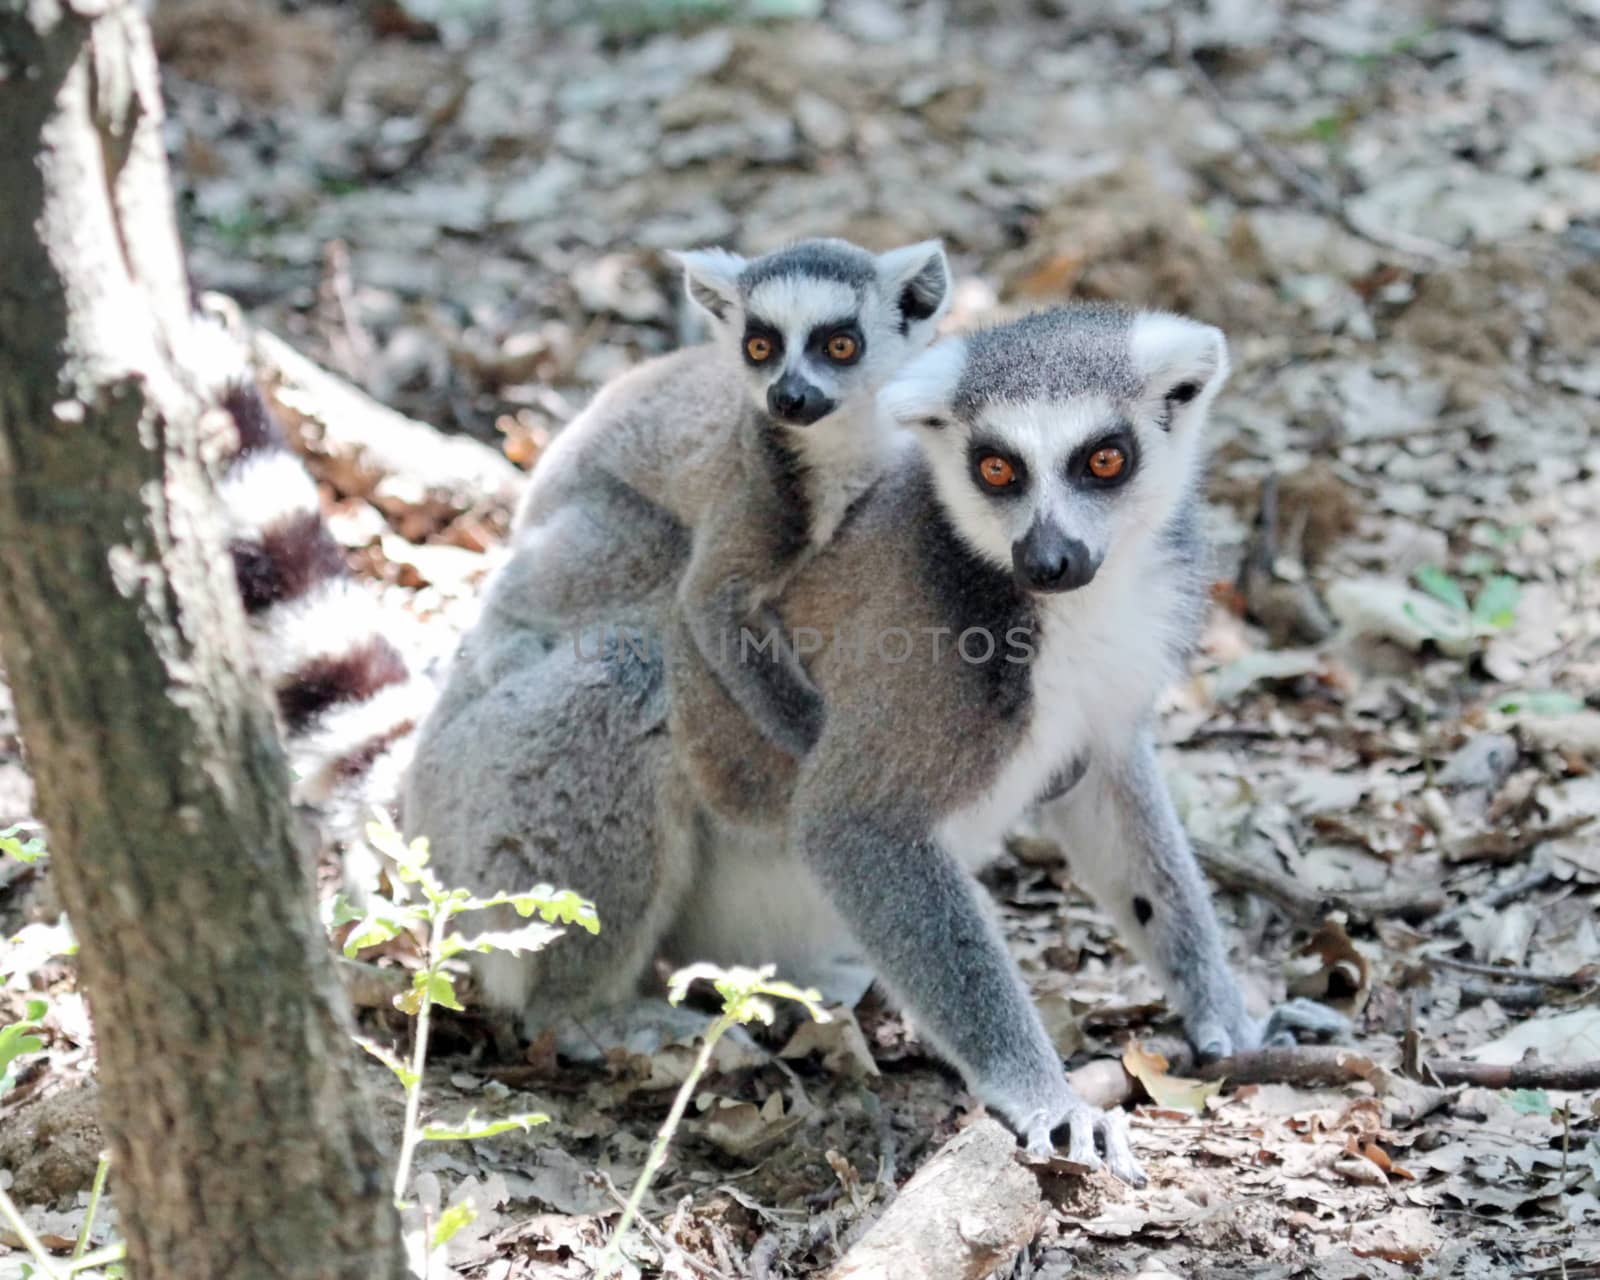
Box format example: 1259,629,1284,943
1430,867,1556,932
0,1181,66,1280
1424,1059,1600,1092
1195,840,1445,924
1442,814,1596,865
1197,1043,1600,1093
1166,14,1465,269
825,1119,1045,1280
1426,954,1596,990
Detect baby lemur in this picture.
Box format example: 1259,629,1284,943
484,238,950,781
406,305,1347,1186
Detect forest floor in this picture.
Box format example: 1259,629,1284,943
3,1,1600,1276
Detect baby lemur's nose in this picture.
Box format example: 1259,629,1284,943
1013,525,1098,593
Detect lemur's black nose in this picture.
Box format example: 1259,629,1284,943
767,375,835,426
1013,524,1098,593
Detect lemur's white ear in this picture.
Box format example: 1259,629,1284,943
1128,312,1230,427
672,248,746,324
876,239,952,332
878,337,966,430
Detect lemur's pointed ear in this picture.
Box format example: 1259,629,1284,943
672,248,746,324
1128,313,1229,428
877,240,952,333
879,337,966,431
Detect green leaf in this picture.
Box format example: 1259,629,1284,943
1471,574,1521,630
340,911,410,958
667,962,830,1027
455,886,600,934
442,921,565,960
0,1000,48,1078
420,1110,548,1142
353,1035,420,1089
1415,565,1468,614
397,969,462,1015
1505,1088,1552,1116
0,824,46,863
431,1202,477,1249
1492,690,1585,717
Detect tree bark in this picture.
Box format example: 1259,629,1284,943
0,4,405,1277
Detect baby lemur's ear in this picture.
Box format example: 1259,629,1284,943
1128,312,1230,429
672,248,747,324
878,337,966,431
876,240,952,334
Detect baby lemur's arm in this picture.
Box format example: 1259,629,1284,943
1039,730,1350,1056
677,502,824,759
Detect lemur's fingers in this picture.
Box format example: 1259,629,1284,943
1094,1110,1146,1189
1261,998,1351,1045
1185,1015,1236,1062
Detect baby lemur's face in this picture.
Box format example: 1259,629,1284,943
676,239,951,430
881,306,1230,596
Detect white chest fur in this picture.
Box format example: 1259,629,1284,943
936,560,1180,867
798,412,909,550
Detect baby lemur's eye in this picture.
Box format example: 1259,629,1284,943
746,335,775,363
978,455,1017,488
825,333,859,362
1087,446,1126,481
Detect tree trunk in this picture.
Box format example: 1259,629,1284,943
0,4,405,1277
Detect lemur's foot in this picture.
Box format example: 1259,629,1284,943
1022,1092,1146,1188
542,999,762,1064
1259,998,1351,1047
1187,998,1350,1062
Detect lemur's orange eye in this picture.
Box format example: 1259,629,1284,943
1088,447,1126,480
746,335,775,362
825,333,858,361
978,455,1016,488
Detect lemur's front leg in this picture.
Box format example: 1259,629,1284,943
793,760,1145,1185
1040,731,1349,1058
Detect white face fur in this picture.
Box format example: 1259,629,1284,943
880,309,1229,593
675,239,952,431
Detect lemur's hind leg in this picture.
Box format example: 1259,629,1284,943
488,484,689,647
404,645,698,1038
1038,731,1349,1059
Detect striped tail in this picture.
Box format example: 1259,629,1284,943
200,322,431,844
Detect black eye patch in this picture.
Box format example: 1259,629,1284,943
742,320,784,366
1066,429,1138,490
806,320,864,365
1165,380,1201,405
967,440,1028,497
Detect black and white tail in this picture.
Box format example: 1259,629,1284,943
197,321,430,844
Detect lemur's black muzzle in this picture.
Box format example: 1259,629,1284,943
767,373,836,426
1013,521,1099,593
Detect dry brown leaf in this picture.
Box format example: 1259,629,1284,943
1122,1042,1222,1114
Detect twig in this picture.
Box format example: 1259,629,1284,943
72,1153,111,1260
1431,867,1557,932
1194,839,1445,923
825,1119,1045,1280
1166,14,1465,268
1428,955,1595,990
0,1181,66,1280
1425,1059,1600,1092
600,1178,729,1280
1442,814,1596,865
1197,1043,1600,1092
